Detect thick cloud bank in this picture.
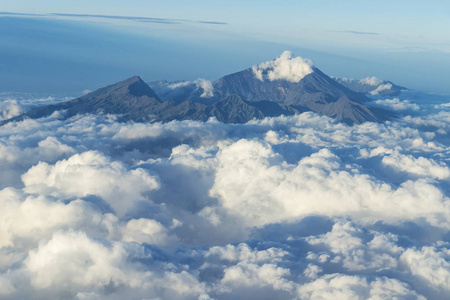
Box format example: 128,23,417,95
252,51,314,83
0,90,449,299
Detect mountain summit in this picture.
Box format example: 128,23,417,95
6,76,162,123
4,52,395,125
211,51,389,123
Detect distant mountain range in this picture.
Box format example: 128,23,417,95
4,52,397,125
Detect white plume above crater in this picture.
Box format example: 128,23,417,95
252,51,314,83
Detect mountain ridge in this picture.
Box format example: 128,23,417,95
2,53,396,125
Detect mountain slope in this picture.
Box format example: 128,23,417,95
3,77,298,125
6,76,162,123
213,67,369,105
212,65,391,123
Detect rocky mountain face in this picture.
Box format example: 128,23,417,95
6,76,162,123
4,53,396,125
211,67,391,123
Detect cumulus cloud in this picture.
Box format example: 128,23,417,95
370,83,393,95
23,230,208,299
297,275,425,300
359,77,383,86
381,151,450,180
0,91,450,299
437,102,450,108
0,100,23,121
401,246,450,291
306,220,402,271
22,151,160,215
196,79,214,98
167,78,214,98
373,98,419,110
252,51,314,83
210,140,450,229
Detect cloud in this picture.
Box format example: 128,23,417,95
370,83,393,95
437,102,450,108
196,79,215,98
23,230,208,299
122,218,177,246
210,139,450,229
25,231,130,289
335,30,380,36
297,275,425,300
381,151,450,180
401,246,450,291
373,98,419,110
359,77,383,86
252,51,314,83
198,21,228,25
22,151,160,215
206,243,288,263
0,91,449,298
0,12,228,26
168,78,214,98
0,100,23,121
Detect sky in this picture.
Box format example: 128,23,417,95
2,2,450,299
1,1,450,94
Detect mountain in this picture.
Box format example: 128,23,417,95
5,76,162,123
147,52,393,123
211,67,391,123
333,77,406,96
3,76,298,125
3,52,395,125
213,68,369,105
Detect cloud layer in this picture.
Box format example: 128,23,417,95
0,90,449,299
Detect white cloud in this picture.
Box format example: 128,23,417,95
210,139,450,228
359,77,383,86
221,262,294,292
307,221,402,271
297,275,425,300
0,91,450,299
401,246,450,291
0,99,23,121
122,218,177,246
381,151,450,180
401,246,450,294
21,151,160,215
25,230,130,289
252,51,314,83
370,83,393,95
167,78,214,98
0,187,118,251
196,78,214,98
23,230,208,299
373,98,419,110
206,243,288,263
437,102,450,108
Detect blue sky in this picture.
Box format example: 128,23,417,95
1,1,450,94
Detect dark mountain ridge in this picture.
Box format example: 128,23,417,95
3,55,395,125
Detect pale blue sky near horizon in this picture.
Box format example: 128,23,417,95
1,1,450,94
